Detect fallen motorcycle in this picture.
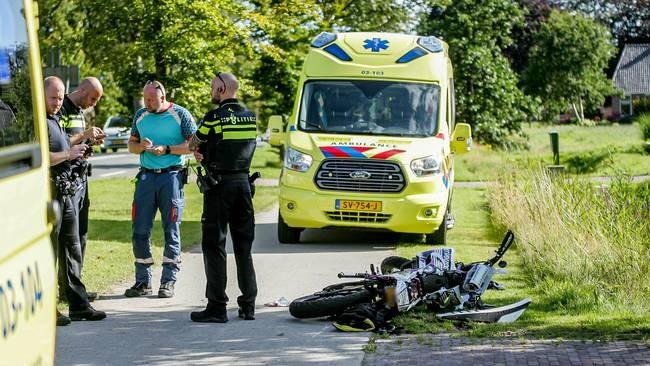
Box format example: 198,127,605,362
289,231,531,331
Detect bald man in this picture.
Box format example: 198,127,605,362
45,76,106,325
125,80,197,299
190,72,259,323
59,77,106,302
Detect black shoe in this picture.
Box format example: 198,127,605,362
87,292,98,302
69,305,106,321
190,308,228,323
158,281,175,298
57,311,71,326
124,282,152,297
238,307,255,320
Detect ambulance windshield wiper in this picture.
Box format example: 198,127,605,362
300,119,325,132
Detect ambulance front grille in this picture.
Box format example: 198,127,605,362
326,211,392,223
315,159,406,193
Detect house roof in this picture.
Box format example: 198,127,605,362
613,44,650,96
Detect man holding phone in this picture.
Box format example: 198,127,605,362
126,80,197,298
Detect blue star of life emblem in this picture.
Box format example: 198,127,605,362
363,38,389,52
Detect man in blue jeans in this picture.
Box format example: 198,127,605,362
126,80,197,298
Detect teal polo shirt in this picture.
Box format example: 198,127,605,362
131,104,197,169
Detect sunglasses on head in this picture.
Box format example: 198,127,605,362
215,72,226,93
145,80,166,96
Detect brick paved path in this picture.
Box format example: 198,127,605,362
363,334,649,366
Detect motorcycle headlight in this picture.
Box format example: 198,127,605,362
284,147,313,172
410,155,442,176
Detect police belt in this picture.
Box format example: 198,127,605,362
140,165,183,174
207,170,249,181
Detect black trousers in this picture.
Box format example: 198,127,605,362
52,189,90,311
77,179,90,265
201,178,257,309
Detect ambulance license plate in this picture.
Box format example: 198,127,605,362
335,199,382,212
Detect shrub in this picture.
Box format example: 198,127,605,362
637,113,650,140
563,150,610,173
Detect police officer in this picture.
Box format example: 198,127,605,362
45,76,106,324
190,72,258,323
59,77,105,302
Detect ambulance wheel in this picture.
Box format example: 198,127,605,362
278,211,301,244
380,256,414,274
289,285,371,319
425,217,447,245
100,147,107,153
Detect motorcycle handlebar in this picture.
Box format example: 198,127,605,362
337,272,368,279
486,230,514,266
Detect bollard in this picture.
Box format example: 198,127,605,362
549,131,560,166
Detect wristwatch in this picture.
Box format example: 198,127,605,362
165,145,171,154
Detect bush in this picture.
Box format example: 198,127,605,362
637,113,650,140
563,150,610,173
488,169,650,312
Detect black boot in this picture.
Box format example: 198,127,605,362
69,305,107,321
238,305,255,320
191,305,227,323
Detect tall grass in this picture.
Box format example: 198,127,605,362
638,113,650,140
488,169,650,313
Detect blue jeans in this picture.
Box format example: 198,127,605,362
131,170,184,285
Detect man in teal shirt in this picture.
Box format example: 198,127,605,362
126,80,197,298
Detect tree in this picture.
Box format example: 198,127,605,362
419,0,535,148
551,0,650,45
523,10,617,121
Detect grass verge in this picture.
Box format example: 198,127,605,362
393,184,650,341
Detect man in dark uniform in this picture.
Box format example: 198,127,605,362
59,77,105,302
190,72,258,323
44,76,106,324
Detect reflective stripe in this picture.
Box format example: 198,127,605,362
198,126,211,135
135,257,154,264
222,124,256,130
202,120,219,126
162,256,181,264
223,130,257,140
62,115,85,128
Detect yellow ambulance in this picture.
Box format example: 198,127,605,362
0,0,57,364
269,32,472,244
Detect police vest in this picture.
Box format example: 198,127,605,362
60,95,86,135
196,99,257,173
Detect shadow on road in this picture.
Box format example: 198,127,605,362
56,307,368,366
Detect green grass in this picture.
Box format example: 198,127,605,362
74,178,278,298
455,124,649,181
392,185,650,341
251,145,283,180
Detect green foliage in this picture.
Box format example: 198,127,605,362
563,150,611,173
419,0,536,148
0,61,34,146
637,113,650,140
523,10,617,121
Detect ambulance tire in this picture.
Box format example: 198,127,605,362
289,286,371,319
425,217,447,245
380,256,414,274
278,211,301,244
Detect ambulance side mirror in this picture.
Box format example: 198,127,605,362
451,123,472,154
268,115,285,147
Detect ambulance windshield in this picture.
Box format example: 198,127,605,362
299,80,440,137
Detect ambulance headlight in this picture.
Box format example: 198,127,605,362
410,155,442,176
312,32,337,48
284,147,313,172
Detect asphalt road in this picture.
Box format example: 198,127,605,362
56,208,395,366
87,151,141,180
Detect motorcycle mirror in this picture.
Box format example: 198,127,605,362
498,260,507,268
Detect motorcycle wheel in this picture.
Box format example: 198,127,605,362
289,284,372,319
380,256,414,274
